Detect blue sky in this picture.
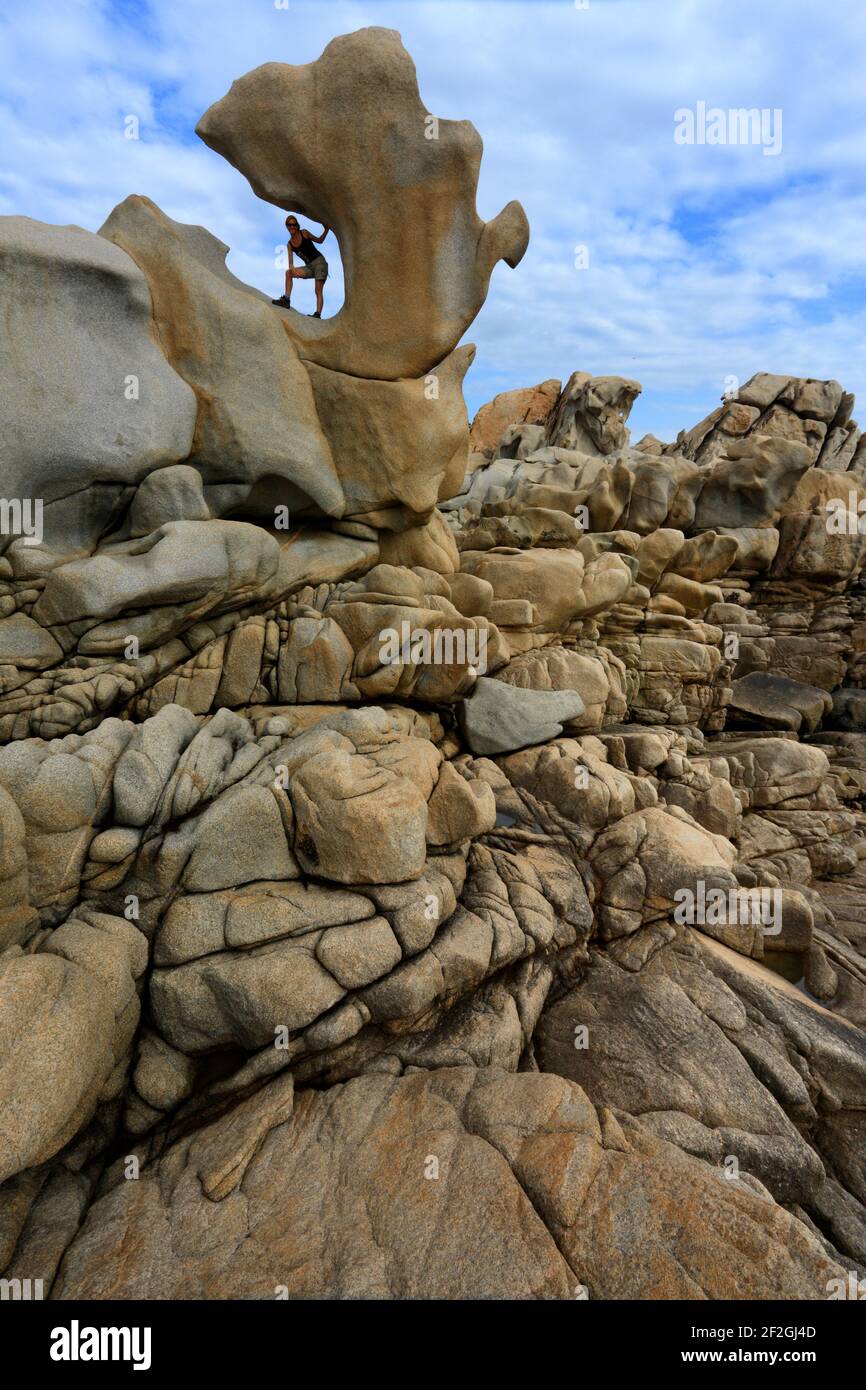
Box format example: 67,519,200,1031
2,0,865,442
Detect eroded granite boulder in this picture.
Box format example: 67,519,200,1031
1,27,866,1306
196,28,529,382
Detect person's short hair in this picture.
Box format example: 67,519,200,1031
285,215,298,227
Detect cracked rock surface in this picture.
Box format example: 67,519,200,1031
1,27,866,1302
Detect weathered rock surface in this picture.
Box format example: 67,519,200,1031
100,196,346,519
52,1067,844,1300
1,30,865,1306
469,378,561,458
0,217,197,576
196,28,529,382
459,676,585,754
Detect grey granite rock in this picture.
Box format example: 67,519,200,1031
2,24,866,1307
0,216,197,576
459,676,585,754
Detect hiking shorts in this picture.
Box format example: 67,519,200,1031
296,257,328,282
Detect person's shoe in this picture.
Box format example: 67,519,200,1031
309,310,322,318
271,295,291,307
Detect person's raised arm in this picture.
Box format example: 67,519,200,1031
309,224,330,244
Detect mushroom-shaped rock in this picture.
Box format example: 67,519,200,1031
196,27,529,381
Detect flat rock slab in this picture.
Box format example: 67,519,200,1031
459,676,584,755
727,672,832,733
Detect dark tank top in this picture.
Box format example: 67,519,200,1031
291,232,323,265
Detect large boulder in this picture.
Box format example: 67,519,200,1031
692,435,814,529
0,216,197,576
459,677,585,755
546,372,641,456
0,912,147,1184
727,673,833,734
470,379,561,458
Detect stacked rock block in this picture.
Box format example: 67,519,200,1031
1,29,866,1301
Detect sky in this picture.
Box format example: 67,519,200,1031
1,0,865,443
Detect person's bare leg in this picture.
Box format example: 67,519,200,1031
315,279,324,316
273,267,298,307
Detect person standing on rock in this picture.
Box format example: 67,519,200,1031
272,215,330,317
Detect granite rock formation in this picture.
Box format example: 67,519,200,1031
1,30,865,1303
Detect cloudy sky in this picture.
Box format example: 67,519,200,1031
2,0,864,441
